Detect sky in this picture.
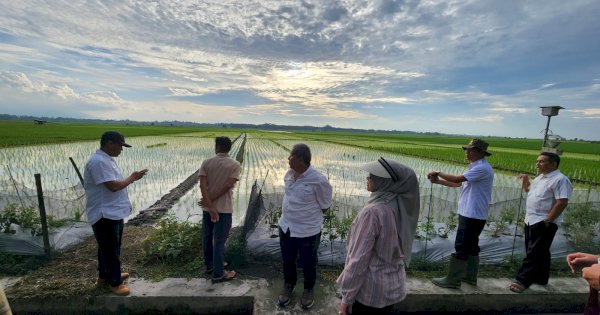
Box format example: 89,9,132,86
1,1,599,140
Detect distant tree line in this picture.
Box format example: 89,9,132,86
0,114,445,136
0,113,596,142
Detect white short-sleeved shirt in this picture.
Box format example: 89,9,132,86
458,158,494,220
524,169,573,226
84,149,131,225
279,166,333,238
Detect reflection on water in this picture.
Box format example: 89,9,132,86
2,133,598,229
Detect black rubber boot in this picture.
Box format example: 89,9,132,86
432,256,467,289
463,255,480,285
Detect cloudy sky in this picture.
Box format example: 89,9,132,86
1,1,599,140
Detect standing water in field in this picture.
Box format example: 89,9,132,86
1,133,598,260
0,133,241,254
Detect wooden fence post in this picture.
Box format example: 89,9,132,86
34,173,51,258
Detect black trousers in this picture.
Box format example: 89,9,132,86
515,220,558,287
452,214,486,260
92,218,124,287
279,227,320,290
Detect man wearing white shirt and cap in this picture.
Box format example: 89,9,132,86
84,131,148,296
427,138,494,289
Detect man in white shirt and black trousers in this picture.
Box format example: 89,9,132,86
277,143,333,310
510,152,573,293
84,131,148,296
427,138,494,289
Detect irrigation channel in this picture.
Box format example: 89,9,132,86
1,132,599,264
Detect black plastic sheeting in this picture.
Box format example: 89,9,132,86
0,222,93,255
243,182,591,266
246,224,578,266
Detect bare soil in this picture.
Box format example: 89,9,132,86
5,226,155,299
4,224,290,301
3,223,576,302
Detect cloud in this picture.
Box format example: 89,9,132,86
168,88,200,97
439,115,504,123
0,71,126,106
1,1,599,140
246,103,365,120
539,83,556,90
567,108,600,119
487,103,529,113
0,71,34,89
0,43,49,64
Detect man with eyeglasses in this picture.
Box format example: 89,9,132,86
427,138,494,289
277,143,333,309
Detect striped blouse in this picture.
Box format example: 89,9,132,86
336,202,407,308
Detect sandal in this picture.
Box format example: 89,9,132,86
212,270,237,283
509,281,527,293
204,261,230,275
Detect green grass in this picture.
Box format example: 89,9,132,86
0,120,245,147
2,120,599,183
294,131,600,184
307,132,600,155
0,251,50,275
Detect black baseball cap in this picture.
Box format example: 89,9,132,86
101,131,131,147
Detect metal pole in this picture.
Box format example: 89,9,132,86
542,115,551,148
326,168,334,266
6,165,26,210
34,173,51,258
423,181,434,260
510,179,526,261
69,157,84,187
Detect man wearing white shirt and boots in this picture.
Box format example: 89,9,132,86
510,152,573,293
278,143,333,310
428,138,494,289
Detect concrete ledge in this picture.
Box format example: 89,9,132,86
8,277,259,315
4,276,591,314
10,296,254,315
396,277,588,313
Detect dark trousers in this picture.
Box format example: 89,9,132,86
202,212,232,278
515,221,558,287
350,300,394,315
92,218,124,287
279,227,320,290
452,214,486,260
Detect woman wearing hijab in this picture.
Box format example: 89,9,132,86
337,157,420,315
